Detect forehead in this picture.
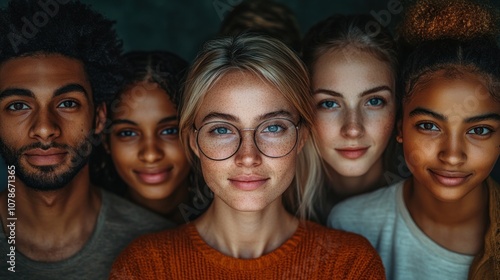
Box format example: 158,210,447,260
405,76,500,115
113,82,177,119
0,54,91,98
195,70,296,123
313,49,394,88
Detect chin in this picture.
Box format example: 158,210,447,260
331,164,372,178
133,187,175,200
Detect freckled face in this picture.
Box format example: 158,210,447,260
312,49,396,179
189,71,304,212
0,55,102,191
400,76,500,202
108,82,190,200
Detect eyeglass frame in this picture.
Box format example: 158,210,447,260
193,117,302,161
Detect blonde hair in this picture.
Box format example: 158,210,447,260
179,34,321,219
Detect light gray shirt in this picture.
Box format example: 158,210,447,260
328,180,474,280
0,189,174,279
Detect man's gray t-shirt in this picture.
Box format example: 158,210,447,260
0,189,174,279
328,180,474,280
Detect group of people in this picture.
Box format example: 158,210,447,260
0,0,498,279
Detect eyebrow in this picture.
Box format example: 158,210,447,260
409,107,500,123
201,112,239,123
0,83,88,102
465,113,500,123
313,85,392,98
257,110,294,121
110,119,137,126
359,85,393,97
409,107,447,121
158,116,178,124
200,110,295,125
110,116,178,127
54,83,88,98
0,88,34,101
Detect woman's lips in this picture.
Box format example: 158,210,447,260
134,168,171,185
229,175,269,191
24,148,68,166
335,147,369,159
429,170,472,187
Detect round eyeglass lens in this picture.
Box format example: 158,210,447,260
196,118,298,160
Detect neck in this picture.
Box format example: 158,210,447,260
404,177,489,254
0,165,101,261
128,179,191,224
194,197,298,259
326,158,386,201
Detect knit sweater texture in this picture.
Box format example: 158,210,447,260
110,220,385,279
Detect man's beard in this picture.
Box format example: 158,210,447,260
0,134,95,191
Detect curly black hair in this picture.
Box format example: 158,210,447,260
0,0,124,105
397,0,500,103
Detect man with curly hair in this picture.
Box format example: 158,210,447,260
0,1,172,279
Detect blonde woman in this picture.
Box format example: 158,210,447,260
110,34,384,279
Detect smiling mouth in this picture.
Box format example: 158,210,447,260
24,148,68,166
335,147,369,159
134,168,171,185
429,170,472,187
229,176,269,191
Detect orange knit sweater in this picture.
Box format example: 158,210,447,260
109,221,385,279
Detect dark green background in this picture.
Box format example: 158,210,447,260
89,0,407,61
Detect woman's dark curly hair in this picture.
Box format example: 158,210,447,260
397,0,500,103
0,0,124,105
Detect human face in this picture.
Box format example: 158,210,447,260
312,49,396,178
189,71,305,212
107,82,190,200
0,54,104,191
400,74,500,202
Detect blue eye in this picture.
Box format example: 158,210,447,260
213,127,232,135
58,100,78,108
467,127,492,136
7,102,30,111
263,124,284,133
118,130,137,137
366,98,385,107
160,127,179,135
319,100,339,109
417,123,439,131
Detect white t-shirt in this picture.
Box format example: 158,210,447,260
328,180,474,280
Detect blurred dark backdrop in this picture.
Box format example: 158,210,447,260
0,0,413,61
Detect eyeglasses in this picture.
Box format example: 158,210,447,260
194,118,300,161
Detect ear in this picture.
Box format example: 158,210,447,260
189,130,201,158
296,128,309,154
396,119,403,143
94,102,107,135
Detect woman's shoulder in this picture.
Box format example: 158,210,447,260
122,223,191,253
328,180,403,221
300,221,385,278
303,221,377,252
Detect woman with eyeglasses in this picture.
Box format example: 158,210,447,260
110,34,385,279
